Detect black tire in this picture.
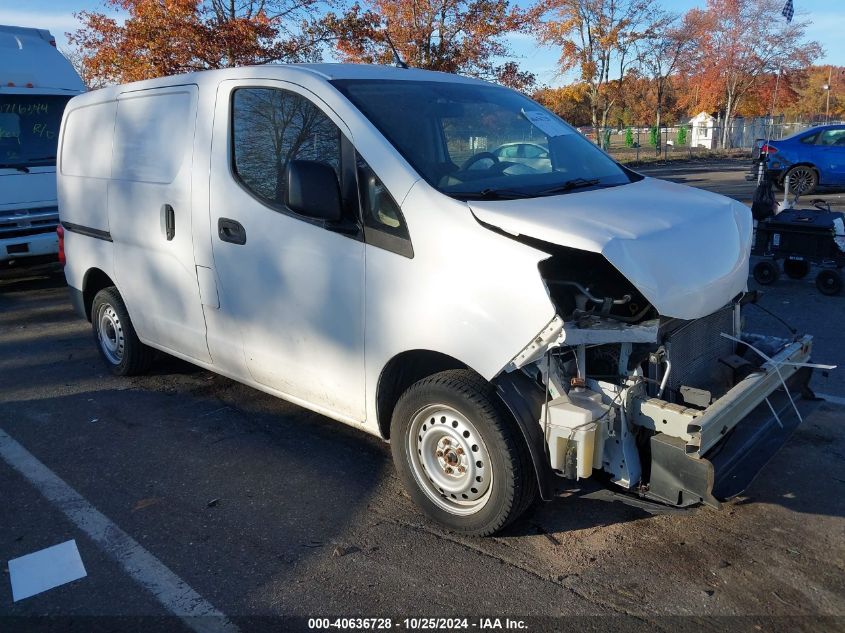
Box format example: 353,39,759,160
783,259,810,280
752,260,780,285
91,287,154,376
390,369,537,536
816,269,842,296
784,165,818,196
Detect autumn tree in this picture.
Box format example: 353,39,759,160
69,0,331,87
687,0,822,147
323,0,539,90
635,10,697,150
538,0,666,142
533,82,592,126
608,71,655,127
783,65,845,121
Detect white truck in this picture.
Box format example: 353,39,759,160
58,65,815,536
0,25,84,268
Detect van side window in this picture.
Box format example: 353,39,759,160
356,155,409,239
231,88,341,210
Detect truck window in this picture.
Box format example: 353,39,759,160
231,87,341,211
0,94,71,169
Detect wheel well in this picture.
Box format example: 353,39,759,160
784,163,818,177
82,268,115,321
376,350,468,439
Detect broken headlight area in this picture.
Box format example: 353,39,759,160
535,240,657,324
507,291,815,509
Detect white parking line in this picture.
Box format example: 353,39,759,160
0,428,238,633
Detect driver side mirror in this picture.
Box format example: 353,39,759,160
285,160,343,222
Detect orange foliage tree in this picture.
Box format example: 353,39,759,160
682,0,822,147
69,0,330,87
783,65,845,122
533,82,592,125
322,0,539,90
538,0,667,142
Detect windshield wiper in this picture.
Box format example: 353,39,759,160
449,188,534,200
0,164,30,173
0,156,57,172
450,178,614,201
535,178,602,196
24,155,57,165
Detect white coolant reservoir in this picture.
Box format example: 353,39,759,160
542,389,606,479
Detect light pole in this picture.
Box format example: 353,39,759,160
823,66,832,123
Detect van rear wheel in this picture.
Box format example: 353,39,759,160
390,369,536,536
91,287,153,376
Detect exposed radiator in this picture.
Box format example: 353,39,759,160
660,305,736,402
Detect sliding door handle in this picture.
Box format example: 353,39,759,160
162,204,175,241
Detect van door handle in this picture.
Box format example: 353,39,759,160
218,218,246,245
162,204,175,241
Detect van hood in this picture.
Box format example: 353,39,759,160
469,177,752,320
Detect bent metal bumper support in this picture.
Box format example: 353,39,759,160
638,336,815,508
633,335,812,457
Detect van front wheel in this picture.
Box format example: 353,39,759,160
391,369,536,536
91,287,153,376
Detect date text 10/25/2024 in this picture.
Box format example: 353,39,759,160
308,618,529,630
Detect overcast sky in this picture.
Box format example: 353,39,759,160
1,0,842,87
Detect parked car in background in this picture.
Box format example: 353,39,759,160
0,25,84,269
491,142,550,171
755,124,845,196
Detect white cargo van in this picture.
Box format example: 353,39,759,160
58,65,814,535
0,25,84,267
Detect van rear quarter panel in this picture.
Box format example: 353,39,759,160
58,99,117,234
62,230,115,297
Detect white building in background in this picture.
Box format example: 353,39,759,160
689,112,717,149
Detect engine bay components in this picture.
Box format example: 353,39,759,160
542,389,607,479
508,296,816,509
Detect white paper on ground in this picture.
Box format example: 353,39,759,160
521,109,572,137
8,539,87,601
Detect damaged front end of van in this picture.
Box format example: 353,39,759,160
477,178,818,509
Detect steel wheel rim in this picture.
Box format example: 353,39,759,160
787,168,814,194
407,404,493,516
97,302,125,365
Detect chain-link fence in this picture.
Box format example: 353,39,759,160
587,117,843,163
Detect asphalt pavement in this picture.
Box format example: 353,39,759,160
1,159,844,632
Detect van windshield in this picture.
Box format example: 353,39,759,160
332,79,634,200
0,94,72,169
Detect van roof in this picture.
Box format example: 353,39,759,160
0,24,85,93
78,63,490,98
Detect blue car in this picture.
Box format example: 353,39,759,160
759,124,845,195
